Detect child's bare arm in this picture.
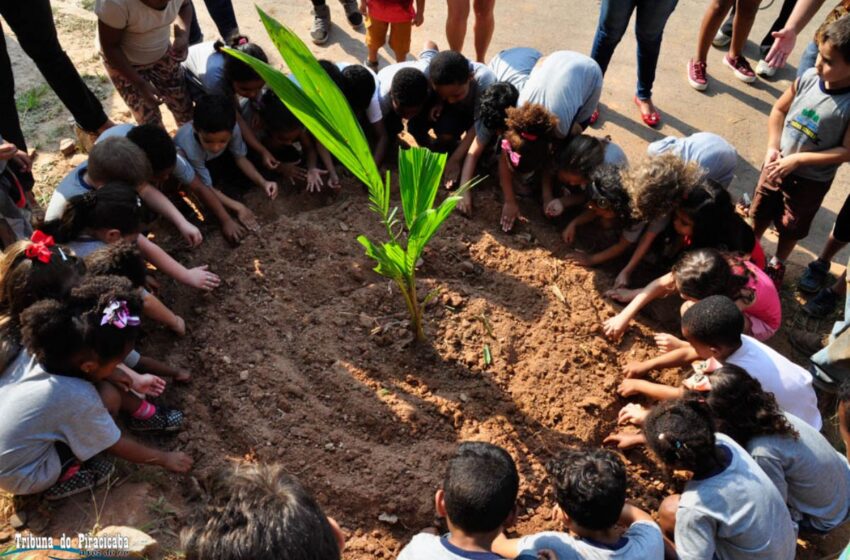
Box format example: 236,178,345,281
624,346,699,378
767,82,796,156
562,208,597,245
135,355,191,382
499,153,521,232
186,176,248,242
235,155,278,199
137,183,202,248
619,378,685,401
236,110,278,170
491,533,522,559
372,119,389,168
619,503,654,525
444,126,476,188
142,291,185,335
109,434,193,472
603,273,675,339
460,135,486,188
137,235,220,291
586,235,633,266
615,228,658,289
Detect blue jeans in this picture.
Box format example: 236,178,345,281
590,0,678,100
189,0,239,44
797,40,818,79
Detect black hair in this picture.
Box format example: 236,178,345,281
644,398,719,475
672,249,749,301
85,241,148,288
548,448,626,531
258,89,304,133
126,124,177,174
587,164,632,223
182,463,341,560
194,94,236,133
390,68,430,109
557,135,608,181
429,51,472,86
20,275,141,377
706,364,799,446
442,442,519,534
318,60,348,94
818,13,850,64
215,38,269,85
41,182,142,244
87,137,152,186
478,83,519,133
341,64,377,115
679,180,755,255
681,295,744,348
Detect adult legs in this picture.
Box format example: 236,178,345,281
728,0,761,59
446,0,471,52
634,0,678,100
696,0,735,62
189,0,239,44
0,28,25,155
472,0,496,63
0,0,109,133
590,0,636,75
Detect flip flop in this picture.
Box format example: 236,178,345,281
634,96,660,128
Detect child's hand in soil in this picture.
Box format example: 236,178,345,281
456,191,473,217
261,180,279,199
561,222,577,245
235,205,259,233
501,201,523,232
221,217,247,244
328,170,341,190
179,222,203,249
261,150,280,171
306,167,328,192
545,198,564,218
564,251,592,267
622,361,649,378
613,268,630,290
186,265,221,291
603,431,646,449
443,159,461,189
145,274,161,294
134,374,166,397
174,368,192,383
603,313,629,340
618,403,649,426
618,378,651,398
279,161,307,184
161,451,193,472
654,332,686,352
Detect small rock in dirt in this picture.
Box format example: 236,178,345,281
9,512,26,529
98,526,157,558
222,355,232,365
460,260,476,274
338,221,350,232
324,443,335,451
378,513,399,525
59,138,76,157
459,392,469,403
578,396,603,411
358,313,374,329
239,370,249,381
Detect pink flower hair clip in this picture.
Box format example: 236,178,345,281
101,300,141,329
501,138,521,167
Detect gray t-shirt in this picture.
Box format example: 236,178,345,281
675,433,797,560
518,51,603,138
781,67,850,182
746,412,850,532
476,47,544,146
376,61,429,118
647,132,737,187
174,122,247,187
516,521,664,559
604,142,628,168
44,163,94,222
183,41,230,98
0,357,121,495
98,123,196,186
398,534,536,560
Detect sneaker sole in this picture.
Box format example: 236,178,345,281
723,56,757,83
687,71,708,91
45,471,111,501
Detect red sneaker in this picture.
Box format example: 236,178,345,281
723,54,756,83
687,59,708,91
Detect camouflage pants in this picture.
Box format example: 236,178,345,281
104,50,193,128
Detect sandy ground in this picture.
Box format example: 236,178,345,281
2,0,850,558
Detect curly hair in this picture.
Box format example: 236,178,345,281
586,164,633,224
478,82,519,133
85,241,148,288
622,153,703,222
644,397,718,474
503,103,558,174
672,249,751,302
548,447,626,531
40,181,142,244
706,364,799,446
679,180,755,256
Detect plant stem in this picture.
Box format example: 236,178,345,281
398,274,425,341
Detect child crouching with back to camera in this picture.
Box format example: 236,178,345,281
0,275,191,501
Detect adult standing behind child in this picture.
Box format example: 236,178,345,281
360,0,424,71
750,15,850,288
445,0,496,63
96,0,195,127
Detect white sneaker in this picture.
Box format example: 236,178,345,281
755,59,776,77
712,30,731,48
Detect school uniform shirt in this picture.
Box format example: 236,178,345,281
419,48,497,131
675,433,797,560
723,335,822,430
97,122,197,186
375,61,427,118
647,132,738,187
397,534,537,560
0,356,121,495
336,62,383,125
95,0,184,66
518,51,603,139
746,412,850,532
515,521,665,559
173,122,247,187
183,41,230,97
781,67,850,182
44,162,95,222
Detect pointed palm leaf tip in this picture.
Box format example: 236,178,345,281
222,6,387,216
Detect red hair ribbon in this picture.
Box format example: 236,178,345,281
237,37,248,46
520,131,538,141
25,230,55,264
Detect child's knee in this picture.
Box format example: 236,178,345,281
97,381,122,417
658,494,680,538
